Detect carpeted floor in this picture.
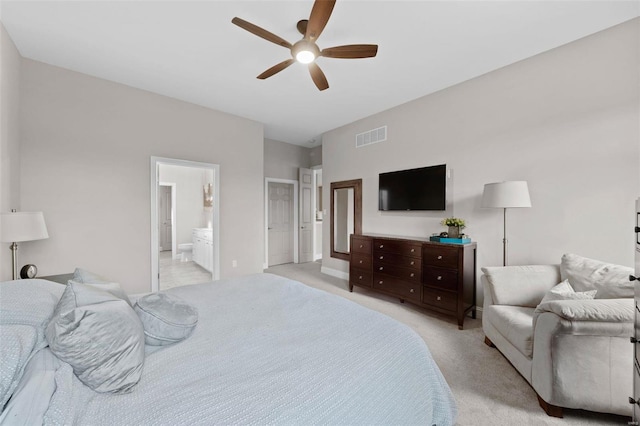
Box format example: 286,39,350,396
265,261,630,426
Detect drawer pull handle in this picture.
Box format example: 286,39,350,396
380,256,384,260
359,244,363,249
379,281,383,284
410,273,414,277
437,255,443,260
409,288,414,293
436,296,441,301
410,261,414,266
380,244,384,248
437,276,442,280
359,260,363,264
359,276,363,280
410,248,415,253
379,267,384,271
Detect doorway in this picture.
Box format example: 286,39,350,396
264,178,298,268
151,157,220,292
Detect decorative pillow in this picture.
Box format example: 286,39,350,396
71,268,132,306
134,293,198,346
45,281,145,394
538,280,597,305
0,325,38,410
533,280,597,330
560,253,634,299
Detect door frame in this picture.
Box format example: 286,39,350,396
264,178,298,269
151,156,220,292
158,182,177,258
311,166,322,261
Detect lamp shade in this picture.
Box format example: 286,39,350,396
0,211,49,242
482,181,531,208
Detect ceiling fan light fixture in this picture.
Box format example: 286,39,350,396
291,40,319,64
296,50,316,64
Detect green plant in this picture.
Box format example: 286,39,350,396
441,217,466,229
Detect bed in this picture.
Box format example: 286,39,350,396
1,273,456,425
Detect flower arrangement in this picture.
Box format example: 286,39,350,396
441,218,466,229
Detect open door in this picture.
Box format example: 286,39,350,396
299,168,314,263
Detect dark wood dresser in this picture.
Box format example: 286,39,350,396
349,234,477,330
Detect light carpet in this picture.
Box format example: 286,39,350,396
265,261,629,426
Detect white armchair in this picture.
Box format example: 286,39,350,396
482,259,634,417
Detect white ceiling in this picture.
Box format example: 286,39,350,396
1,1,638,146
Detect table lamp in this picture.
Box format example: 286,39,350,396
481,181,531,266
0,210,49,280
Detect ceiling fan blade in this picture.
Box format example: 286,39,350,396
305,0,336,41
308,63,329,91
321,44,378,59
231,17,292,49
257,59,295,80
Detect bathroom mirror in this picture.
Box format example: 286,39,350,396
330,179,362,261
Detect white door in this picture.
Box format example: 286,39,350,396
158,185,172,251
299,168,314,263
268,182,294,266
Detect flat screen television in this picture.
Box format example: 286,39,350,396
378,164,446,211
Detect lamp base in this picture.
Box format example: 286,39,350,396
10,242,18,280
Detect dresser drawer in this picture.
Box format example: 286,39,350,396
373,252,420,269
351,253,372,270
351,236,372,254
373,263,420,283
422,245,459,269
422,287,457,312
373,274,421,303
373,239,422,258
423,267,458,291
350,268,372,288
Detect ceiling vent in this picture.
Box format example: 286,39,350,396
356,126,387,148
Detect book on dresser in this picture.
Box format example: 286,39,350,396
349,233,477,330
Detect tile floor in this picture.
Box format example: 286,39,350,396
159,251,212,290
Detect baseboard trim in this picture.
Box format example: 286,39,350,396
475,306,483,319
314,254,322,261
263,263,268,270
321,266,349,280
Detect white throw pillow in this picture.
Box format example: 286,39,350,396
532,280,597,330
45,281,145,394
560,253,634,299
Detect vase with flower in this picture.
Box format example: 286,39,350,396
441,217,466,239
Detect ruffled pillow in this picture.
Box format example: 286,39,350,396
134,293,198,346
533,280,597,329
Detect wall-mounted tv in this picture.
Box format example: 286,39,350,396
379,164,446,211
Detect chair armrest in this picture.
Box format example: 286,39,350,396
535,298,633,323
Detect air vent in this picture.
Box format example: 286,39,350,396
356,126,387,148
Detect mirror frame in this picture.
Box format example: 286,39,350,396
330,179,362,261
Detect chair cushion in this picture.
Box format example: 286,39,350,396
560,253,633,299
481,265,560,307
485,305,535,358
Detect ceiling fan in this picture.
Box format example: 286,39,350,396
232,0,378,91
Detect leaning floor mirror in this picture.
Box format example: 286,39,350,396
330,179,362,261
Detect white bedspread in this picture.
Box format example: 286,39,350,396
43,273,456,425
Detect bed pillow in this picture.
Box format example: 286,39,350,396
71,268,131,306
45,281,145,394
0,348,60,424
134,293,198,346
0,325,38,410
560,253,634,299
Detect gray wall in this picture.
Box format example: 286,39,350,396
0,22,22,281
19,60,264,294
158,164,213,246
309,145,322,168
322,19,639,302
263,138,311,180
